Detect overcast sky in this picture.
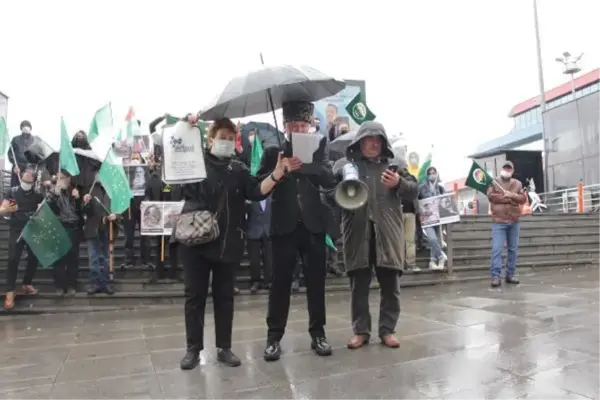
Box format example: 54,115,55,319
1,0,597,180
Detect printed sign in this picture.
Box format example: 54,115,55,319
162,121,207,184
313,80,366,134
140,201,185,235
125,165,149,196
418,193,461,228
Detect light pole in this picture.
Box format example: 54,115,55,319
533,0,549,193
555,51,585,184
555,52,584,95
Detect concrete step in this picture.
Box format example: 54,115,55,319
2,261,596,314
449,224,599,238
451,215,599,231
454,249,599,266
453,240,600,257
451,231,598,244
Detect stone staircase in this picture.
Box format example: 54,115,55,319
1,213,598,314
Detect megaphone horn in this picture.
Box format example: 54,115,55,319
334,164,368,211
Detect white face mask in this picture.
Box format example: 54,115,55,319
210,139,235,158
20,182,33,191
500,170,512,179
22,127,31,134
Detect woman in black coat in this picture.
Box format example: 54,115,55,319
179,117,289,370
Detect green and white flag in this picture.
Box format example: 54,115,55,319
417,147,433,184
98,149,133,214
464,160,495,194
88,103,113,144
59,118,80,176
345,93,376,125
0,116,8,155
250,132,264,176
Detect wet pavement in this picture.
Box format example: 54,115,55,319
0,267,598,399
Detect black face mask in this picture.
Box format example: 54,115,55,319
315,125,320,132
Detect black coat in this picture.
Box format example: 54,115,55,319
257,137,336,237
82,185,120,240
180,152,268,263
246,198,271,240
145,173,183,202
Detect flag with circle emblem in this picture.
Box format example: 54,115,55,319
21,202,72,269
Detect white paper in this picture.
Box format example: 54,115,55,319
140,201,185,236
292,133,321,164
162,121,207,184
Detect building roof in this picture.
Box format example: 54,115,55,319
468,123,543,158
508,68,599,117
0,89,8,99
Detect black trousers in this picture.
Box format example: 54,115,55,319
6,227,38,292
267,224,327,342
53,227,81,290
247,236,272,283
154,236,178,277
123,203,149,265
182,246,236,352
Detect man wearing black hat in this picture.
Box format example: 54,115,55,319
257,99,336,361
7,120,36,187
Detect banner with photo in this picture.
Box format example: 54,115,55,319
162,121,207,184
113,134,151,165
140,201,185,235
418,192,461,228
125,164,149,196
313,80,366,134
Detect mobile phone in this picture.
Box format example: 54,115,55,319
387,164,399,173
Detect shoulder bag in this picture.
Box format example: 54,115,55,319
173,191,226,246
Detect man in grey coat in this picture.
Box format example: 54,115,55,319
333,121,418,350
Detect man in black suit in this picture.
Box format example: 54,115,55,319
258,100,337,361
246,197,272,293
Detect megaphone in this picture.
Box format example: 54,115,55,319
334,164,368,210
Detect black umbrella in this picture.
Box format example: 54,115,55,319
44,148,102,190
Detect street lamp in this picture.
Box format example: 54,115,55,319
555,52,584,95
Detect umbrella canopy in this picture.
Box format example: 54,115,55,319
199,65,346,121
329,130,357,154
44,148,102,189
241,122,284,152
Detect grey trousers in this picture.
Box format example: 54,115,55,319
349,266,401,338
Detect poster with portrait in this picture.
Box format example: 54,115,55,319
312,80,366,135
113,135,151,164
126,165,149,196
140,201,185,235
418,193,461,228
162,121,207,184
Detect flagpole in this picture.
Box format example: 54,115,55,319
533,0,549,193
9,144,22,185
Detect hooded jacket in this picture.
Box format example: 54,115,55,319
332,121,418,272
418,166,445,200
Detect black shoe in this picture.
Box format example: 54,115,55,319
102,285,115,295
144,263,156,271
311,337,333,357
327,265,343,277
233,286,240,295
250,282,260,294
56,288,66,296
491,277,501,288
180,350,200,370
262,282,271,291
263,341,282,362
65,288,77,297
87,286,99,295
120,263,133,271
505,276,520,285
291,280,300,293
217,348,241,367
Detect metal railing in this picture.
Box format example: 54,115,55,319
539,183,600,213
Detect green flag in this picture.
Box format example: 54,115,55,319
21,202,72,269
88,103,113,144
98,149,133,214
59,118,80,176
250,133,264,176
345,93,376,125
417,149,433,184
0,116,8,155
464,160,495,194
325,234,337,251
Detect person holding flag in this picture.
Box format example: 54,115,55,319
0,166,44,309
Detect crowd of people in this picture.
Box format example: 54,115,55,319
1,99,527,370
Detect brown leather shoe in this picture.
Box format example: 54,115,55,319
381,335,400,348
22,285,38,295
347,335,369,349
4,292,15,309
